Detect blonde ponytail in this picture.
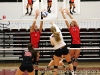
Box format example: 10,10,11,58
53,32,61,42
51,26,61,42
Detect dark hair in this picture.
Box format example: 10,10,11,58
27,43,34,52
27,43,38,57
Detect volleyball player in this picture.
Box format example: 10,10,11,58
15,43,39,75
25,0,36,15
49,21,74,75
30,9,43,75
41,55,67,75
30,9,43,48
47,0,52,13
60,7,81,75
69,0,76,15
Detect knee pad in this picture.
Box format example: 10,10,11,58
68,61,72,64
73,58,78,62
54,66,58,69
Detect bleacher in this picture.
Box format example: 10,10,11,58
0,28,100,61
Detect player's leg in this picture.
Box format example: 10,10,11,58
73,49,80,73
15,68,24,75
25,4,29,15
72,3,76,13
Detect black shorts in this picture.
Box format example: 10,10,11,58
19,64,33,72
69,1,74,3
54,45,69,57
70,44,81,48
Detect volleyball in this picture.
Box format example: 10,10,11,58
42,11,48,18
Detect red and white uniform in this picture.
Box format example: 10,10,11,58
30,31,41,48
69,26,81,44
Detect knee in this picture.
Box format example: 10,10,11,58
73,58,78,62
68,61,72,65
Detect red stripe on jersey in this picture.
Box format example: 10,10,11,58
30,31,41,48
69,26,81,44
24,51,32,56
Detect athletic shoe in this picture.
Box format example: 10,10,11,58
74,71,77,75
69,70,74,75
25,12,29,15
29,12,32,15
65,72,68,75
72,11,76,13
70,11,73,15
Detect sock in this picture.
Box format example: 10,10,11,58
26,8,28,14
29,8,33,15
73,7,75,11
35,70,38,75
47,6,50,11
73,66,76,71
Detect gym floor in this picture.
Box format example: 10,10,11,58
0,61,100,75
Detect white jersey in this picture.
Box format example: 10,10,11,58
50,24,66,50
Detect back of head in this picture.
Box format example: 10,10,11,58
51,26,56,33
27,43,34,52
27,43,38,57
53,32,61,42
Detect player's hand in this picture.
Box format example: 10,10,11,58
64,8,69,14
35,9,40,17
59,7,64,13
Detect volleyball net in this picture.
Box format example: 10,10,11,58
0,18,100,29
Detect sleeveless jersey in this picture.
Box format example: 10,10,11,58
30,31,41,48
28,0,32,4
69,26,81,44
22,50,37,65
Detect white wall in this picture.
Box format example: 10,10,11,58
0,2,100,19
0,2,100,29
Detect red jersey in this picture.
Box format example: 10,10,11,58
48,0,52,2
71,0,74,2
69,26,81,44
28,0,32,5
30,31,41,48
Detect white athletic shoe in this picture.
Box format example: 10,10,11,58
74,71,77,75
69,70,74,75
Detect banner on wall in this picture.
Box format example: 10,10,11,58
23,0,39,16
63,0,80,15
41,0,58,19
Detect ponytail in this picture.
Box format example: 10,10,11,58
27,43,34,53
53,32,61,42
51,26,61,42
